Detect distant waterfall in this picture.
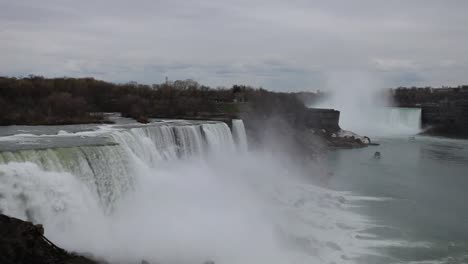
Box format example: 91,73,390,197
334,107,422,136
387,107,422,133
312,86,422,136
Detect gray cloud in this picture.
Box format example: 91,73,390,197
1,0,467,91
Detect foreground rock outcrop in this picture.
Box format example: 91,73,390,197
0,214,101,264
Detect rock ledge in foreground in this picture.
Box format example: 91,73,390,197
0,214,102,264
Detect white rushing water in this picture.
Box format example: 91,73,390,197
0,120,377,264
386,107,421,134
338,107,422,137
232,119,248,152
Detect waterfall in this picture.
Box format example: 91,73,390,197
232,119,248,152
0,145,133,211
110,122,236,164
311,82,422,136
0,121,243,216
201,122,236,153
333,106,422,136
0,162,104,230
387,107,422,133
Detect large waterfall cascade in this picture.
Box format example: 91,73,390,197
0,120,247,214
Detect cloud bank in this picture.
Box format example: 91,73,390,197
1,0,467,91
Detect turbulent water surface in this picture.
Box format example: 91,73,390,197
0,114,467,264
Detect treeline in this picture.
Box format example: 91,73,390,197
0,76,315,125
392,86,468,107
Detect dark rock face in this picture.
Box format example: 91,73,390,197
241,105,366,154
0,214,101,264
301,108,340,132
422,100,468,137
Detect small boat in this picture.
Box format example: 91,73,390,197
374,151,381,159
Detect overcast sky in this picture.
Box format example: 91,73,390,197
1,0,467,91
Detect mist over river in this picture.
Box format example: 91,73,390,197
0,114,467,264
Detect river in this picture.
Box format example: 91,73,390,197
0,113,467,264
327,135,468,263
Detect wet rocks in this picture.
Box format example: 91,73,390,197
326,134,368,149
